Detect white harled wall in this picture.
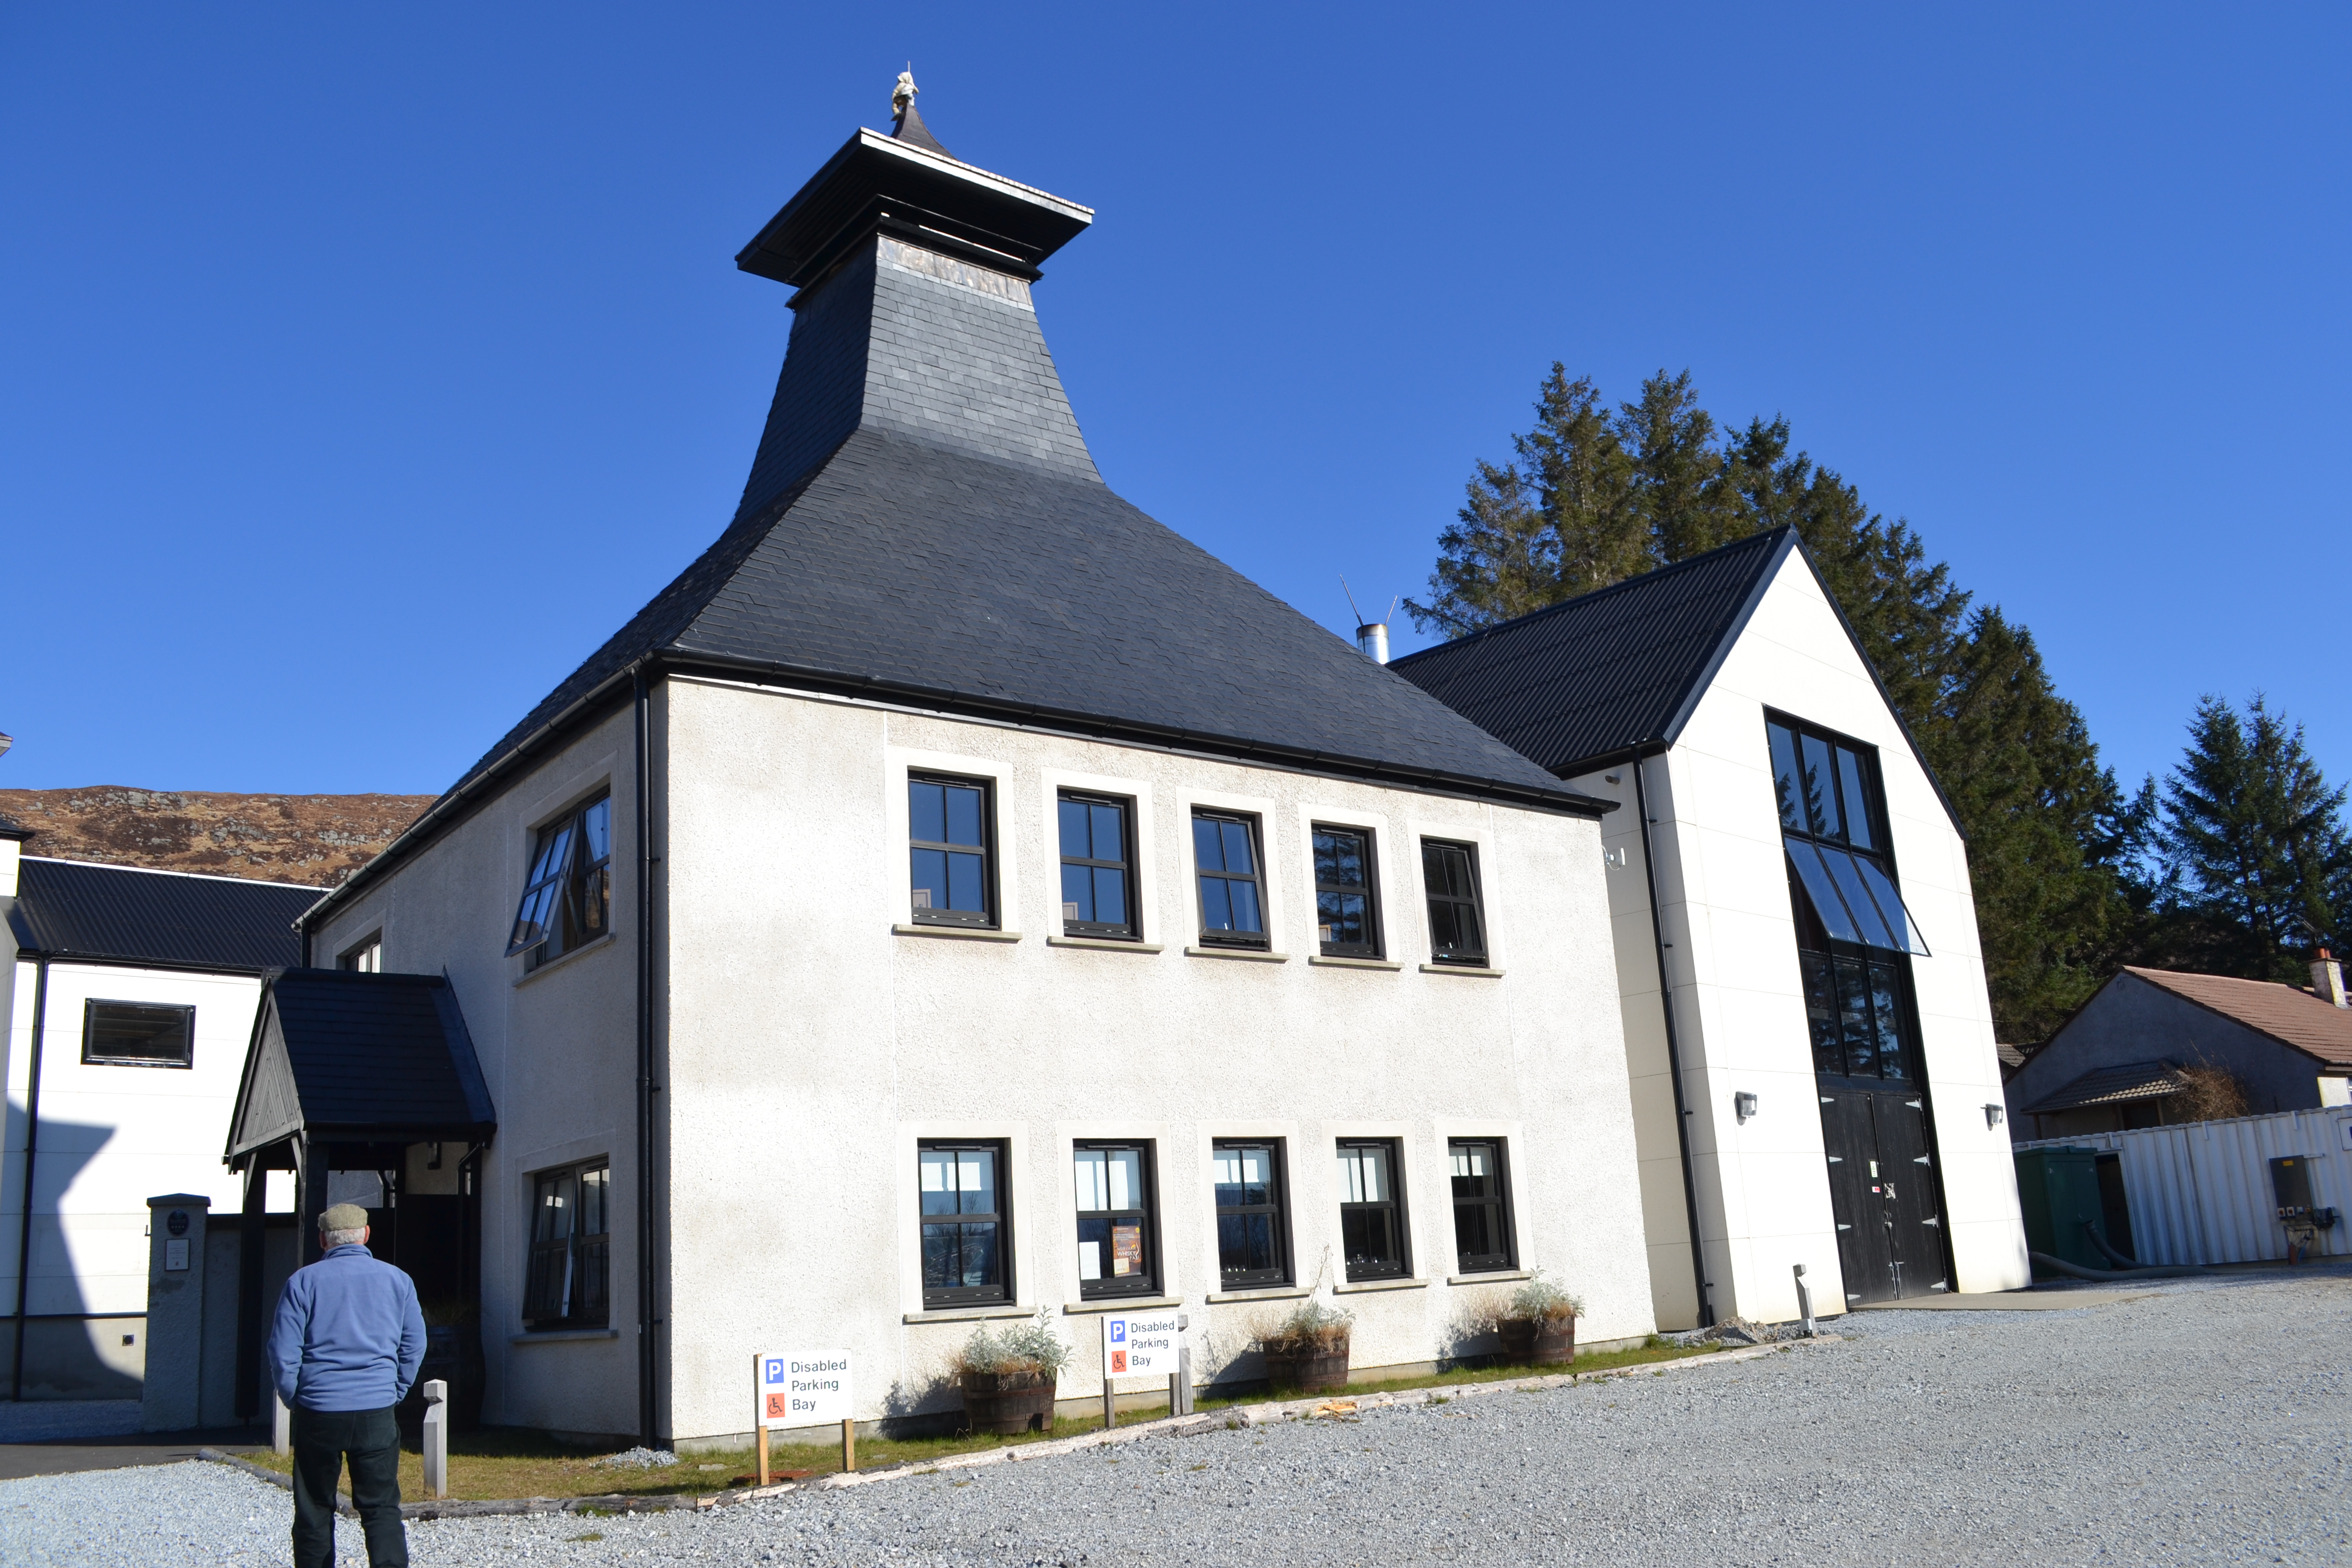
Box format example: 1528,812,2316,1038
1567,553,2026,1326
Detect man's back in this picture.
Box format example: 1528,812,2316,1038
268,1243,427,1411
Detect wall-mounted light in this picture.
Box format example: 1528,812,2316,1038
1984,1104,2005,1130
1734,1092,1759,1123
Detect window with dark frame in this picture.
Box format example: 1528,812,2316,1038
1448,1139,1515,1273
506,794,613,969
1312,825,1382,958
1058,791,1137,939
339,937,382,973
920,1141,1011,1307
1336,1139,1409,1281
1073,1142,1156,1298
1213,1141,1288,1288
1420,840,1488,965
81,1002,194,1069
909,774,995,927
1191,811,1268,948
522,1159,610,1329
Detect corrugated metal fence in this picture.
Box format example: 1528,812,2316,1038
2014,1109,2352,1265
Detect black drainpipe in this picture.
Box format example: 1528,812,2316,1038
10,955,51,1399
1633,754,1714,1328
632,663,661,1447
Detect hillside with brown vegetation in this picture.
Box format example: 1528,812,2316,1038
0,787,435,888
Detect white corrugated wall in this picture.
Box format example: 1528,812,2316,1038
2014,1109,2352,1265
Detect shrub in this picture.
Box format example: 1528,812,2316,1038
1505,1272,1584,1325
1256,1300,1354,1354
953,1307,1071,1379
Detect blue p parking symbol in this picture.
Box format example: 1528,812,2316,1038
766,1358,785,1383
1109,1321,1126,1344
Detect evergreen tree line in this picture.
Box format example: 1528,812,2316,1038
1408,366,2352,1041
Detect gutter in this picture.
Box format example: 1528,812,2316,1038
9,956,50,1399
1631,753,1714,1329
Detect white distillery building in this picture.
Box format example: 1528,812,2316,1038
240,88,1657,1448
1,842,319,1400
1392,530,2030,1327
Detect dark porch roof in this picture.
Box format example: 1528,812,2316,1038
2023,1060,2190,1117
227,970,496,1165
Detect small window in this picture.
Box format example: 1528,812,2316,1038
1073,1142,1156,1298
523,1159,609,1329
1449,1139,1515,1273
1312,825,1382,958
507,794,612,967
1213,1141,1288,1288
920,1141,1010,1307
1192,811,1268,948
1336,1139,1408,1281
909,774,995,927
1420,840,1488,965
1058,792,1136,939
82,1002,194,1069
339,937,382,973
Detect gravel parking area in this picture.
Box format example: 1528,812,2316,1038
6,1265,2346,1566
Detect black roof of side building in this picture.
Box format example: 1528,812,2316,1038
9,856,315,973
308,89,1604,927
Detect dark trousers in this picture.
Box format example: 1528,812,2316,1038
290,1403,407,1568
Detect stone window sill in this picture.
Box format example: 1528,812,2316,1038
1046,935,1165,953
1309,954,1404,972
902,1302,1037,1325
510,1327,620,1344
512,933,618,988
1333,1276,1428,1295
1185,945,1288,963
1204,1284,1312,1305
1420,963,1505,978
1061,1295,1183,1315
893,923,1022,943
1447,1268,1532,1286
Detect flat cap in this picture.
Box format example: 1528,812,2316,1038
319,1203,370,1232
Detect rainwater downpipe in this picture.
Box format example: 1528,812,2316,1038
1633,755,1714,1328
633,663,662,1448
10,955,50,1400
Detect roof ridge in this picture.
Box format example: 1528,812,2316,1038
22,855,324,892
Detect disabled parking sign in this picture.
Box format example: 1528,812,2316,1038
1100,1311,1180,1379
758,1349,852,1429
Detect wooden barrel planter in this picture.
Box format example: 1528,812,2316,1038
1262,1341,1351,1394
960,1369,1058,1435
1498,1315,1576,1366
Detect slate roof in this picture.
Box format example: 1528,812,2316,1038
9,856,314,973
1387,530,1793,775
2124,966,2352,1069
2022,1059,2191,1116
227,970,496,1161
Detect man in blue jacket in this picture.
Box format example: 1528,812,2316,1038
267,1200,428,1568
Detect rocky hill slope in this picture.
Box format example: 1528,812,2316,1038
0,787,435,888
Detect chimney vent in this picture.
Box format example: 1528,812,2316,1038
1340,580,1394,665
2313,948,2348,1009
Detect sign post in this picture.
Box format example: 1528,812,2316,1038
756,1349,854,1483
1098,1309,1184,1431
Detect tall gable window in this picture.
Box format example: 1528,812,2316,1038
1420,840,1488,966
1192,811,1267,948
507,794,612,968
1059,792,1136,939
82,1001,194,1069
910,774,996,927
1313,826,1382,959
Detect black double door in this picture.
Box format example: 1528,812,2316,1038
1819,1087,1948,1304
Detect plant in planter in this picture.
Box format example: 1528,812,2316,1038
1494,1273,1583,1366
954,1309,1071,1435
1256,1301,1354,1394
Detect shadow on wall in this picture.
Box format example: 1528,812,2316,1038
2,1118,143,1401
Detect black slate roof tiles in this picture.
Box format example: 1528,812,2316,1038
10,856,316,973
230,970,496,1157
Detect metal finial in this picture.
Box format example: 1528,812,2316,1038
893,69,918,119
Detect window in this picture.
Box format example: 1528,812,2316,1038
919,1142,1010,1307
506,794,612,968
1191,811,1267,948
909,774,995,927
1213,1141,1288,1288
1336,1139,1408,1281
523,1160,609,1329
1420,841,1487,965
1313,825,1382,958
82,1002,193,1068
1073,1142,1156,1298
1058,792,1136,939
1449,1139,1515,1273
339,937,382,973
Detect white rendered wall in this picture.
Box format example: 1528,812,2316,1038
1570,554,2027,1322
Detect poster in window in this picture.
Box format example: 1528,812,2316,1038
1112,1224,1142,1277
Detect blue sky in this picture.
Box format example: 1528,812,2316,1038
3,5,2344,800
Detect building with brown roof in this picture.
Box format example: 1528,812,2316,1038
2004,959,2352,1139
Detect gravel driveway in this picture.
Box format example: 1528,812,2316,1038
6,1266,2346,1566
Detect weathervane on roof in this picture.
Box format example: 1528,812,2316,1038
893,68,918,120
